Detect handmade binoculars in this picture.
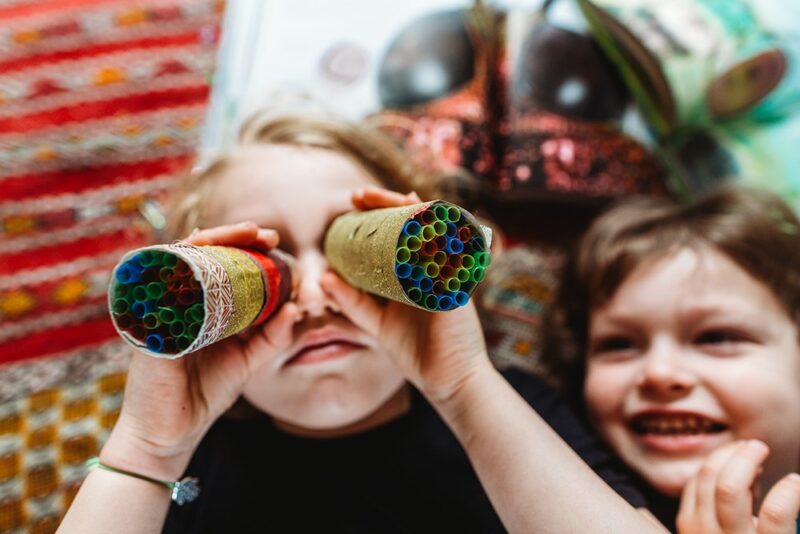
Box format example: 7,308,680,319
109,200,491,358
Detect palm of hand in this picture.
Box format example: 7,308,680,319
370,299,488,403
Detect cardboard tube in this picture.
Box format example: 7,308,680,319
108,243,297,359
324,200,490,311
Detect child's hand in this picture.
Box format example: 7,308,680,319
677,440,800,534
101,222,299,481
322,187,494,404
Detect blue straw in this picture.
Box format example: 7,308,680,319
145,334,164,353
419,277,433,292
403,220,422,236
437,294,454,311
395,263,412,279
454,291,470,307
445,238,464,254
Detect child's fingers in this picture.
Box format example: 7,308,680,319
320,271,385,339
715,440,769,533
351,187,420,210
694,442,748,531
756,473,800,534
255,228,280,250
247,301,300,369
678,470,700,525
185,222,279,251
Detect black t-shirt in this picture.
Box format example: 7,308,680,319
163,369,645,533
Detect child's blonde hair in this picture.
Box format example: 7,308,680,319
542,186,800,409
165,112,436,239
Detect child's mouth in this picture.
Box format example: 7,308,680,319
629,413,728,436
284,340,366,366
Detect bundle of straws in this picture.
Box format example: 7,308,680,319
109,244,294,359
325,200,491,312
111,249,206,354
393,204,490,311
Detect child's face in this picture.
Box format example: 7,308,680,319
207,144,406,431
583,247,800,497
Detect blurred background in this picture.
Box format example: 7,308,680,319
0,0,798,531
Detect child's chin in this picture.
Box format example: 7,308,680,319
642,465,696,498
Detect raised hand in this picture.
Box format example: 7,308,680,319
677,440,800,534
322,187,493,404
101,222,299,480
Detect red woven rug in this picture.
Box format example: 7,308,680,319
0,1,221,530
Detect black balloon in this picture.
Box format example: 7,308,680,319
514,24,629,121
378,10,475,109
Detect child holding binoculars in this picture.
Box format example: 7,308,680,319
59,112,665,533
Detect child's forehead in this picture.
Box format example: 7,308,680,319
604,246,784,315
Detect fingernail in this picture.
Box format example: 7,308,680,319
748,440,768,453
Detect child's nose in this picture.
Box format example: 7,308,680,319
636,339,697,399
294,251,336,319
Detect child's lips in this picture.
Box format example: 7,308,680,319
284,339,367,366
636,431,732,454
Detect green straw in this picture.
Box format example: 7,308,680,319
169,321,186,337
158,267,174,282
188,303,204,323
422,262,440,278
447,206,461,222
408,287,423,302
423,294,438,309
422,261,439,278
132,286,147,301
146,282,165,300
111,298,129,315
138,250,155,267
471,267,486,282
113,284,130,298
176,335,193,351
158,307,177,324
188,322,201,338
142,313,161,329
396,247,411,263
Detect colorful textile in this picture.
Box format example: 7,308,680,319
0,0,222,530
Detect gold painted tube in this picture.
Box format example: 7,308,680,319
108,243,297,359
324,200,490,310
